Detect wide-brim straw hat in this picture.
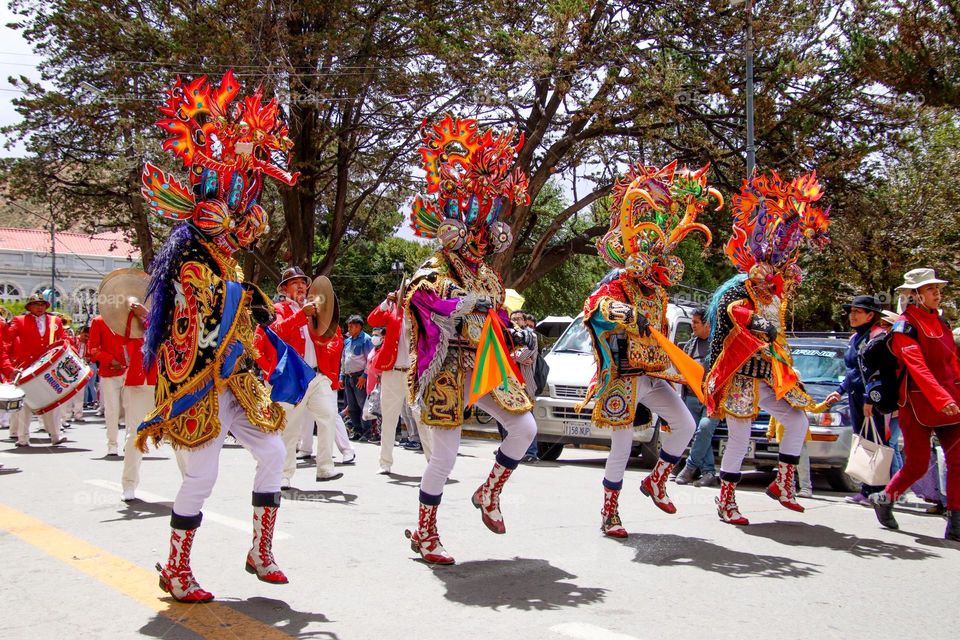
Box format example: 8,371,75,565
895,268,948,291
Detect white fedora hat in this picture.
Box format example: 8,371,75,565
895,268,948,291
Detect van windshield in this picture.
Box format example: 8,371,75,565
552,317,592,354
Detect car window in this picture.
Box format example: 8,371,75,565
790,347,846,384
673,322,692,345
552,316,592,353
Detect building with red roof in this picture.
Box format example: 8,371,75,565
0,227,141,325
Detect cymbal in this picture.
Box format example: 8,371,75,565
306,275,338,338
98,268,150,338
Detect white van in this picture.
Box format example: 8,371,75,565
532,303,697,464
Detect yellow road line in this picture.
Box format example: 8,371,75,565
0,503,292,640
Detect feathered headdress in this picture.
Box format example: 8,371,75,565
596,160,719,284
140,70,298,254
409,115,529,257
725,170,830,274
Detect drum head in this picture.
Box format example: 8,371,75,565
98,268,150,338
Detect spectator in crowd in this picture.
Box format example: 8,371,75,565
341,315,374,441
825,295,888,504
675,308,719,487
363,326,386,445
868,269,960,541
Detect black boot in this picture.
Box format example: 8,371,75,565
868,492,899,530
946,511,960,542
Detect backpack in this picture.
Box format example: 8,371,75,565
859,329,904,415
533,351,550,396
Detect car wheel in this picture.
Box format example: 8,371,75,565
826,467,860,492
537,442,564,461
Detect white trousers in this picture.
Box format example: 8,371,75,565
100,375,125,448
67,387,84,420
172,390,286,517
121,385,187,492
603,376,697,485
721,383,808,475
378,369,407,469
297,392,355,461
419,372,537,497
278,375,337,480
11,405,60,444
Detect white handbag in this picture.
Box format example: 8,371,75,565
844,417,894,486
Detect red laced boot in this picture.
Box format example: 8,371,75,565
640,458,677,514
245,499,288,584
472,461,515,534
601,487,628,538
157,526,214,603
765,461,805,512
716,480,749,525
405,502,455,565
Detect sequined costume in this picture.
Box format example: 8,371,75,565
136,71,304,602
704,170,831,524
577,160,720,536
402,115,538,565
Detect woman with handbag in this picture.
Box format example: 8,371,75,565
869,268,960,541
825,295,887,504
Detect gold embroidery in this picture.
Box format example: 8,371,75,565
422,367,463,428
228,372,285,434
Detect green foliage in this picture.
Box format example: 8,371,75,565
322,236,435,323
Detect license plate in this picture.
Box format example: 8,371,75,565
718,439,756,458
562,421,592,437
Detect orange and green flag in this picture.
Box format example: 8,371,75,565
468,309,525,406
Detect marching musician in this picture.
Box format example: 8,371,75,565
1,294,67,446
88,314,128,457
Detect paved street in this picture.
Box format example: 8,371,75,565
1,411,958,640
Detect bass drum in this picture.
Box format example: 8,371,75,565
17,342,93,415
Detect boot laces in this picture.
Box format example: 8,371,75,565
256,507,278,566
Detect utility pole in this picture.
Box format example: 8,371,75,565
745,0,756,177
50,218,56,310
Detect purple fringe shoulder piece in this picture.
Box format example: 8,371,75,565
143,223,199,368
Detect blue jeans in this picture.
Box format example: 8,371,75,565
888,415,904,475
343,373,373,437
688,415,719,474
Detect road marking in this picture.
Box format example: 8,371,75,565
551,622,643,640
0,501,293,640
84,479,291,540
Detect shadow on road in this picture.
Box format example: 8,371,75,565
623,532,820,579
101,499,175,523
282,488,358,506
4,444,90,454
433,557,607,610
740,521,941,560
0,466,22,475
386,473,422,487
222,596,336,639
138,596,337,640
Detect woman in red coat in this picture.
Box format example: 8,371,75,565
870,268,960,541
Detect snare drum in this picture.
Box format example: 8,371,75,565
17,343,93,415
0,383,25,412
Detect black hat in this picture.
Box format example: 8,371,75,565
346,314,364,326
278,265,310,287
842,294,884,314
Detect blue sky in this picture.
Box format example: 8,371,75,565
0,3,40,156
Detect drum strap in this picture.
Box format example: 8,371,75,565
47,315,56,346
